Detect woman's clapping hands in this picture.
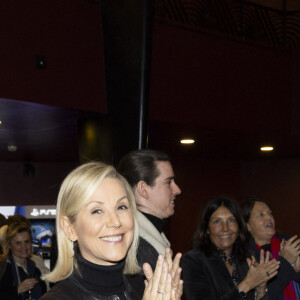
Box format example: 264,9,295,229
279,235,300,267
142,248,183,300
237,250,280,299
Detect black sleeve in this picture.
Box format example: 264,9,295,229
0,264,19,300
137,237,159,271
182,252,246,300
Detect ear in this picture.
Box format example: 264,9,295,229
246,222,251,233
136,181,150,199
60,216,78,242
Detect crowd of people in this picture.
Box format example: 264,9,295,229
0,149,299,300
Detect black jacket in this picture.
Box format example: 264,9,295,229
0,254,46,300
40,272,140,300
182,249,260,300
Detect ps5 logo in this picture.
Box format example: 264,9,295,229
30,208,56,217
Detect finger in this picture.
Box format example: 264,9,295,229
267,270,279,279
162,273,172,300
170,253,182,279
287,235,298,246
268,261,280,273
151,255,164,293
293,240,300,250
165,248,173,270
265,260,280,270
143,262,154,282
177,280,184,299
265,251,270,263
171,267,182,291
157,262,168,296
259,250,264,264
251,256,257,266
171,280,184,300
246,257,252,268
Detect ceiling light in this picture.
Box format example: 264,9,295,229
0,120,2,124
7,144,17,152
180,139,195,144
260,146,273,151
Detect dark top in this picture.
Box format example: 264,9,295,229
0,255,46,300
182,249,261,300
40,254,141,300
248,235,300,300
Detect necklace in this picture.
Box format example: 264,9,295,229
217,249,239,287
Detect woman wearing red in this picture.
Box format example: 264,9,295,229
241,197,300,300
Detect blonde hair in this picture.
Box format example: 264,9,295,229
43,162,140,283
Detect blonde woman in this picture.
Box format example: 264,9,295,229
41,162,183,300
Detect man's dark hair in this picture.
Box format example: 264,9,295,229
117,149,170,188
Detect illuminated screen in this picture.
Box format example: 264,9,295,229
30,219,56,259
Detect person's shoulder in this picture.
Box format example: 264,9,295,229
137,236,159,269
182,249,207,264
30,255,49,273
40,278,76,300
137,236,159,258
138,236,157,251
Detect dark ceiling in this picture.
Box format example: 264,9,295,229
0,98,79,162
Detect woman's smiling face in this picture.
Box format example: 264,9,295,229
208,206,239,255
66,177,134,266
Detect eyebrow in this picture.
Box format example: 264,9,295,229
211,215,235,220
164,176,175,181
86,195,128,207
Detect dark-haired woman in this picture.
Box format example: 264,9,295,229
0,220,47,299
241,197,300,300
182,196,280,300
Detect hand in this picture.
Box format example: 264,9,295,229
143,253,183,300
164,248,183,299
237,250,279,293
292,255,300,272
279,235,300,264
17,278,38,294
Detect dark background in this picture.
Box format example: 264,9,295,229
0,0,300,257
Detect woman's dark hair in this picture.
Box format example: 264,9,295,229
192,196,249,260
117,149,170,188
240,197,271,223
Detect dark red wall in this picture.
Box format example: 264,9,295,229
0,1,106,112
0,3,300,257
149,21,293,134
